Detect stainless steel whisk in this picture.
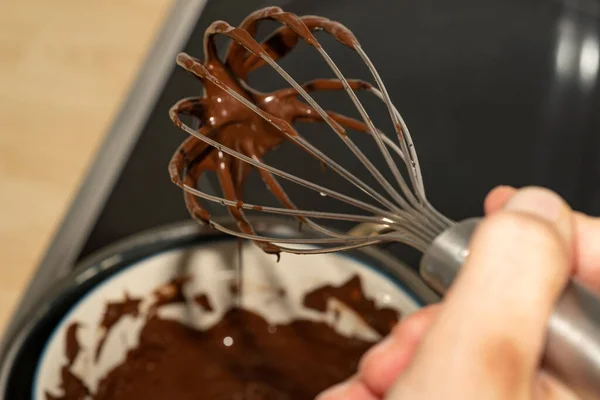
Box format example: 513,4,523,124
169,7,600,398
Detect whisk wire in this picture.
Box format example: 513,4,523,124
237,15,439,238
171,9,452,255
176,75,434,246
209,20,443,241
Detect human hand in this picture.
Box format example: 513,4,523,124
318,186,600,399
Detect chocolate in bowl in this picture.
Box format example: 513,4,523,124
0,219,437,399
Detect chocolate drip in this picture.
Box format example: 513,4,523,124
235,238,244,306
303,275,400,336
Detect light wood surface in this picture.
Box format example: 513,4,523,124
0,0,174,336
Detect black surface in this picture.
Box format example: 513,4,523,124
79,0,600,266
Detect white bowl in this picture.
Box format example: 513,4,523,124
23,220,434,399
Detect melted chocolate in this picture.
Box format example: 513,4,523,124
50,274,395,399
99,294,143,329
168,7,374,257
303,275,400,336
93,309,370,400
95,293,142,361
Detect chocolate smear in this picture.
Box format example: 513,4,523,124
93,309,370,400
95,292,142,361
65,323,81,367
51,274,397,399
303,275,400,336
46,324,91,400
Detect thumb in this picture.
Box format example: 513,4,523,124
387,187,574,399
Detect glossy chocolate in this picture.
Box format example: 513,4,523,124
168,7,374,257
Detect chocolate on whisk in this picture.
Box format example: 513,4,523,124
169,7,452,258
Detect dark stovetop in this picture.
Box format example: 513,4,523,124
6,0,600,339
80,0,600,263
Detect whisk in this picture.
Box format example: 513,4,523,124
168,7,600,397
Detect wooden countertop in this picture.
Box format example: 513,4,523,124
0,0,174,335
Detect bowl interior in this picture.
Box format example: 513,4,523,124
36,239,420,399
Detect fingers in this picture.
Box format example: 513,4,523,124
387,187,574,399
321,186,588,400
571,212,600,291
534,371,581,400
359,305,439,396
484,185,517,214
485,186,600,291
315,377,378,400
317,306,440,400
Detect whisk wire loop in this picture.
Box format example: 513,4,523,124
169,8,452,255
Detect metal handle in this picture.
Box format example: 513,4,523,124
420,218,600,399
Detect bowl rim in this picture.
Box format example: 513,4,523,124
0,217,439,397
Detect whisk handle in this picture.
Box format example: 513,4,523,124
420,217,600,398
